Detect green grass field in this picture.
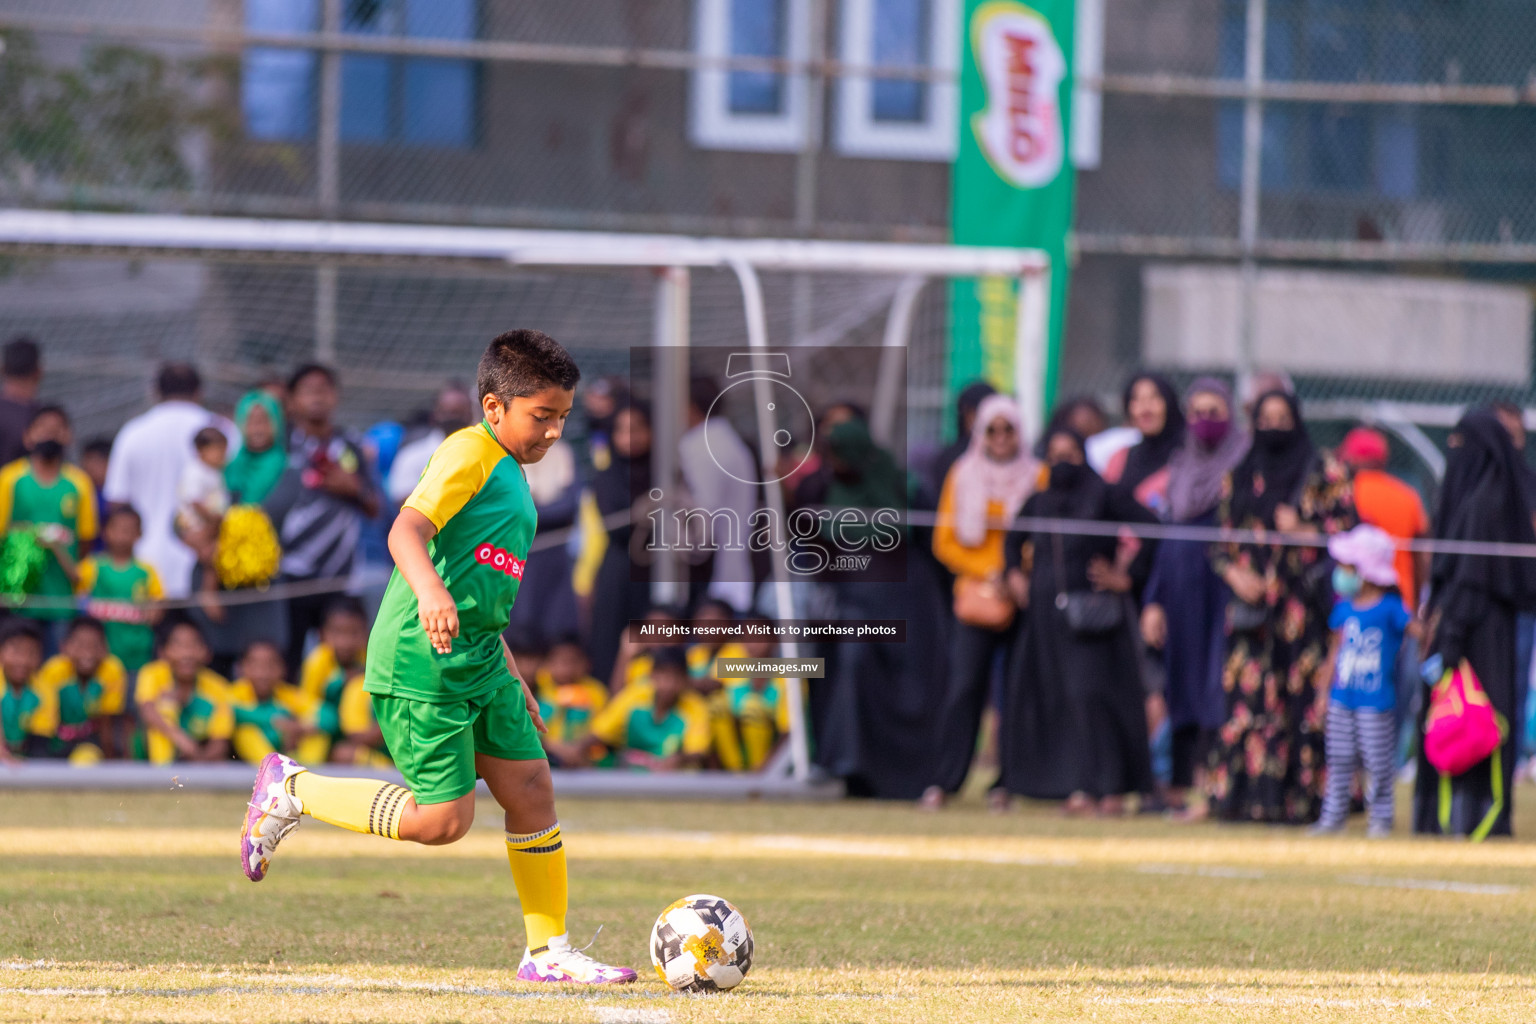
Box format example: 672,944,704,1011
4,786,1536,1022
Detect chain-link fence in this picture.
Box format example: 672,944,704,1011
3,1,1536,453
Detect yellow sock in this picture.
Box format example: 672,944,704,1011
288,771,410,840
506,824,568,952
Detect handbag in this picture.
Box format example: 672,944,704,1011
954,574,1016,632
1424,658,1507,842
1051,531,1124,636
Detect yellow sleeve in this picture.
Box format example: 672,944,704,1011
591,684,645,747
403,428,501,530
0,458,24,531
134,661,170,705
198,669,234,703
142,564,164,600
299,646,336,700
224,678,257,708
207,700,235,741
533,668,557,703
711,692,744,771
63,465,98,543
775,681,792,734
338,678,375,735
275,683,319,722
580,678,608,713
75,557,99,596
29,681,60,738
679,693,713,757
34,655,71,692
98,657,128,715
932,473,1005,579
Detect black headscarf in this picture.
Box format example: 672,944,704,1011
1227,390,1316,528
1033,428,1105,519
592,399,652,517
1116,373,1186,496
1432,408,1536,608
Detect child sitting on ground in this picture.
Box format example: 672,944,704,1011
31,616,129,761
1312,524,1415,838
0,619,46,761
591,646,711,772
77,505,164,675
229,639,327,765
535,637,609,768
299,597,368,704
711,615,792,772
176,426,230,536
135,620,234,764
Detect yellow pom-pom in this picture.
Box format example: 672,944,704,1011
214,505,283,589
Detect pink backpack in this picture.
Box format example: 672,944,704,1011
1424,660,1506,841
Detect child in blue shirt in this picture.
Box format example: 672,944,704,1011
1313,524,1414,837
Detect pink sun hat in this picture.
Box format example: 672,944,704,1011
1327,523,1400,587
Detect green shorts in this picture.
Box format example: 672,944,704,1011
372,679,545,805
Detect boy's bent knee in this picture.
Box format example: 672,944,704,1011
406,798,475,845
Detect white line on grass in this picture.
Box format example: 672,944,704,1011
0,981,669,1003
1137,864,1267,880
1093,994,1433,1009
594,1009,673,1024
750,835,1078,867
1337,875,1522,895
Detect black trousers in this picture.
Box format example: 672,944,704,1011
930,620,1015,794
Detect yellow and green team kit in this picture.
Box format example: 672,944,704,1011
76,557,163,673
0,459,98,622
364,421,545,804
134,661,234,764
31,653,130,752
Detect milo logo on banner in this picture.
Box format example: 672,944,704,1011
969,1,1067,190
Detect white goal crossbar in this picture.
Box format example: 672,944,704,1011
0,209,1052,787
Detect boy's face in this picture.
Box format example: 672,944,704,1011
651,665,686,709
545,644,588,687
199,438,228,470
1,636,42,686
163,626,209,681
484,386,575,464
102,513,141,557
323,614,367,666
25,412,70,453
63,628,107,681
80,451,109,490
744,637,773,658
241,644,286,699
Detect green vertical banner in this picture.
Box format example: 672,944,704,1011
949,0,1076,434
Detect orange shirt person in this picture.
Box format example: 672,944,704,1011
1337,428,1430,608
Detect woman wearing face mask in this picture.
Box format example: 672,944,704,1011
997,429,1159,816
1140,379,1250,818
921,396,1037,811
1104,373,1185,516
1206,390,1355,825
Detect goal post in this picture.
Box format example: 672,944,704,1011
0,209,1051,787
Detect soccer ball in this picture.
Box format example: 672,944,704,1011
649,893,754,992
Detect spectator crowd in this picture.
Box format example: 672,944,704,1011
2,328,1534,841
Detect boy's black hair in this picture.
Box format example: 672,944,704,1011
156,362,201,400
3,336,40,378
546,634,586,655
477,330,580,404
64,615,107,642
156,614,206,651
28,404,69,428
193,426,227,450
104,504,143,530
241,637,285,661
649,646,689,676
322,595,368,627
289,363,338,393
82,437,113,460
0,617,45,650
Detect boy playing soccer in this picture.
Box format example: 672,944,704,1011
242,330,636,984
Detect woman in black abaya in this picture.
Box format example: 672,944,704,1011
1413,409,1536,837
999,429,1158,815
586,401,654,685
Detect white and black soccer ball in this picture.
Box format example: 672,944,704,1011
649,893,753,992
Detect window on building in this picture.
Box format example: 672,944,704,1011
242,0,478,148
1215,0,1420,197
691,0,811,152
833,0,957,161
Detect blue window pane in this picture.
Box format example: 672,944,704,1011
406,0,474,39
872,0,928,123
341,54,391,142
728,0,786,115
402,59,475,146
1374,110,1418,199
243,49,316,140
344,0,396,34
248,0,316,33
1309,107,1369,189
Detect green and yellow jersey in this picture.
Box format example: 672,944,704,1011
76,557,162,673
712,678,792,771
298,642,363,702
31,653,129,744
534,669,609,748
0,458,98,620
2,681,43,754
366,422,535,704
590,682,712,762
134,661,234,764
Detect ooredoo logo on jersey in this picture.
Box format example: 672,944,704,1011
474,543,525,579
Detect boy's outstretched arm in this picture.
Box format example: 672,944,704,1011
389,508,458,654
